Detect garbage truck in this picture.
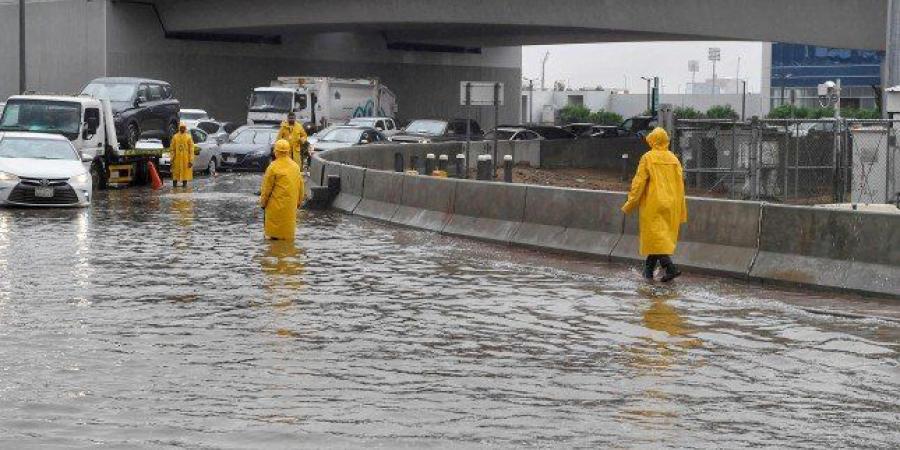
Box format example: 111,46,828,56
0,94,163,190
246,76,397,132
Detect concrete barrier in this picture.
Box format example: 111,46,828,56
751,205,900,296
444,179,527,244
332,165,365,213
354,169,404,222
317,144,900,297
392,174,456,232
845,211,900,295
510,186,626,258
309,154,325,186
612,197,762,277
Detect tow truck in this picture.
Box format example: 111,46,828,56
0,94,164,189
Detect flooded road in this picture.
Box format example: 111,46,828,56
0,173,897,449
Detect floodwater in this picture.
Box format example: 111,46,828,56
0,173,897,449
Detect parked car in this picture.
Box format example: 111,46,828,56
309,126,388,153
195,120,236,143
561,123,596,137
179,108,211,128
157,128,222,176
598,116,657,138
347,116,400,137
80,77,181,149
390,118,483,143
484,127,544,141
0,132,91,207
499,124,576,140
217,125,280,172
791,121,835,138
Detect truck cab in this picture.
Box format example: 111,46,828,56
0,95,108,161
247,87,311,127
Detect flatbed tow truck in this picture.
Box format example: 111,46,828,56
0,93,164,189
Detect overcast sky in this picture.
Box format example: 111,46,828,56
522,42,765,94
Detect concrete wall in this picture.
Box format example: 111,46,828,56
104,2,522,125
0,0,107,99
315,143,900,297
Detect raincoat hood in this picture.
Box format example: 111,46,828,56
274,139,291,157
645,127,670,151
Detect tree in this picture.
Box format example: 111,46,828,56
705,105,739,120
553,80,567,92
673,106,703,120
590,110,623,126
767,104,812,119
558,104,592,124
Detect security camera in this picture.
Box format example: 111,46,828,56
817,81,836,97
817,81,840,107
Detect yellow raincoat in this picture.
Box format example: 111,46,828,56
260,139,305,240
170,126,195,182
621,127,687,256
277,121,308,167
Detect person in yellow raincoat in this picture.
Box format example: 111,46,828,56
170,123,195,188
277,112,308,169
260,139,305,240
621,127,687,282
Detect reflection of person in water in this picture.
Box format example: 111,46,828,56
259,239,306,305
630,288,702,370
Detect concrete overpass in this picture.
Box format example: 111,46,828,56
0,0,897,125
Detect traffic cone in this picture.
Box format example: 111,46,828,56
148,161,163,190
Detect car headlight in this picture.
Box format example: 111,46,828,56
421,139,432,144
70,172,91,184
0,171,18,182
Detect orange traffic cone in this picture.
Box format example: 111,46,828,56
148,161,163,190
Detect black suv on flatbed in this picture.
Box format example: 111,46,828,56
81,77,181,148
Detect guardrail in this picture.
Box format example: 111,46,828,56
311,143,900,298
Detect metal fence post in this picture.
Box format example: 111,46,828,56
731,119,737,199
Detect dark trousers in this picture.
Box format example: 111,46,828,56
644,254,674,278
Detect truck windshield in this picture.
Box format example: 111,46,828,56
404,120,447,136
81,82,137,102
0,100,82,140
249,91,293,112
0,137,78,160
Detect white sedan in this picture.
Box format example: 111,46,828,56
0,132,92,207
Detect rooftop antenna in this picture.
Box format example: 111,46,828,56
541,51,550,90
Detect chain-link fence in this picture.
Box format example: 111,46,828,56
674,118,900,205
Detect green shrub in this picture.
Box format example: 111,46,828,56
559,104,592,124
767,104,812,119
705,105,739,120
589,110,623,125
673,106,703,119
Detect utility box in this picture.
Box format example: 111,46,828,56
850,126,899,203
886,86,900,117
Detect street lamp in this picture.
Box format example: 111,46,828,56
641,76,652,112
708,47,721,96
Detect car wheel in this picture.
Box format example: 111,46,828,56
90,161,107,191
126,122,140,149
207,158,217,176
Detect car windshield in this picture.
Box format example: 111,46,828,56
320,128,363,143
0,100,82,139
249,91,293,112
181,111,208,120
349,118,376,127
0,137,78,160
81,82,137,102
404,120,446,136
486,130,516,140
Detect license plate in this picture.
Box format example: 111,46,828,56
226,157,237,163
34,187,54,198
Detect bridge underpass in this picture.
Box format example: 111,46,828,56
0,0,897,125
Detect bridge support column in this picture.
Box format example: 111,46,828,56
885,0,900,115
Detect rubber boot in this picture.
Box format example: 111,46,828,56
182,181,187,188
643,256,657,280
172,180,178,188
659,256,682,283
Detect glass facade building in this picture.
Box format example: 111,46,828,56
770,43,883,110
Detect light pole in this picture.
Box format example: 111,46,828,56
540,51,550,91
708,47,721,97
641,76,652,112
688,60,699,95
19,0,25,93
